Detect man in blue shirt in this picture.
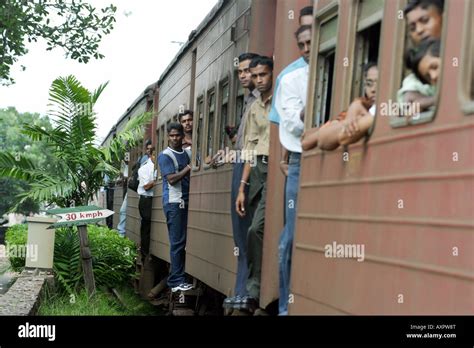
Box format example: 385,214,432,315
157,123,193,293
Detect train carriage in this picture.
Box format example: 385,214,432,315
291,0,474,314
100,0,473,315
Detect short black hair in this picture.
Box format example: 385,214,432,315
405,38,441,84
167,122,184,135
238,53,260,63
145,138,152,147
299,6,313,18
363,62,378,77
404,0,444,16
295,25,312,39
178,110,193,121
249,56,273,71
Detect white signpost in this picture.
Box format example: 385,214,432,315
47,205,115,295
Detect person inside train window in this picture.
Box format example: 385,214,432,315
179,110,193,150
299,6,313,26
397,0,444,112
157,123,193,293
406,38,441,89
235,56,273,313
270,24,311,316
301,63,378,151
137,146,156,263
222,52,261,312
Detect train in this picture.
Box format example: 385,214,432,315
101,0,474,315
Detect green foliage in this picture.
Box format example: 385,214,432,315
0,1,117,85
88,225,137,289
0,77,153,209
4,224,137,292
38,287,162,316
4,224,27,272
0,107,58,216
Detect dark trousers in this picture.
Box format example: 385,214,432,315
164,202,189,287
138,195,153,256
231,162,253,297
246,157,268,300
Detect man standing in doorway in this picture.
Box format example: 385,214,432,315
223,53,261,311
273,24,312,315
235,56,273,312
158,123,193,292
138,146,156,261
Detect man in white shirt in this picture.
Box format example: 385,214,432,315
138,147,156,259
271,24,311,315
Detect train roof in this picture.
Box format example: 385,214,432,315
157,0,225,85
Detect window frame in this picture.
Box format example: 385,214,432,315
389,0,448,128
309,2,339,128
203,86,217,170
459,0,474,115
192,95,205,171
350,0,384,102
218,75,231,151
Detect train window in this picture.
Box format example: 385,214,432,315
206,90,216,159
351,0,383,100
312,11,339,127
218,79,230,150
194,96,204,168
390,0,446,127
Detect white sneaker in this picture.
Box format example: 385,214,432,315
171,283,193,292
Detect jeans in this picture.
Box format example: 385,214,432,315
278,152,301,315
138,195,153,255
230,162,252,297
164,202,189,287
117,193,127,237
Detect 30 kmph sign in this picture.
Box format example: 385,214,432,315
56,209,113,223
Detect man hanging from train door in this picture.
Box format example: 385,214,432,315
222,53,261,312
272,24,312,316
235,56,273,313
158,123,193,293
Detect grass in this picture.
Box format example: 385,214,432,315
38,286,164,316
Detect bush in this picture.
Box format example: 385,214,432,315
4,224,27,272
4,223,137,293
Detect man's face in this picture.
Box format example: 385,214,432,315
297,29,312,63
168,129,184,148
238,59,254,89
299,14,313,26
250,64,272,94
406,5,442,45
364,66,379,103
180,114,193,134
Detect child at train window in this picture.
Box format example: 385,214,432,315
397,0,444,112
301,63,378,151
406,39,441,88
340,40,441,145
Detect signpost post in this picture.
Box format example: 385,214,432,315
47,205,114,296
